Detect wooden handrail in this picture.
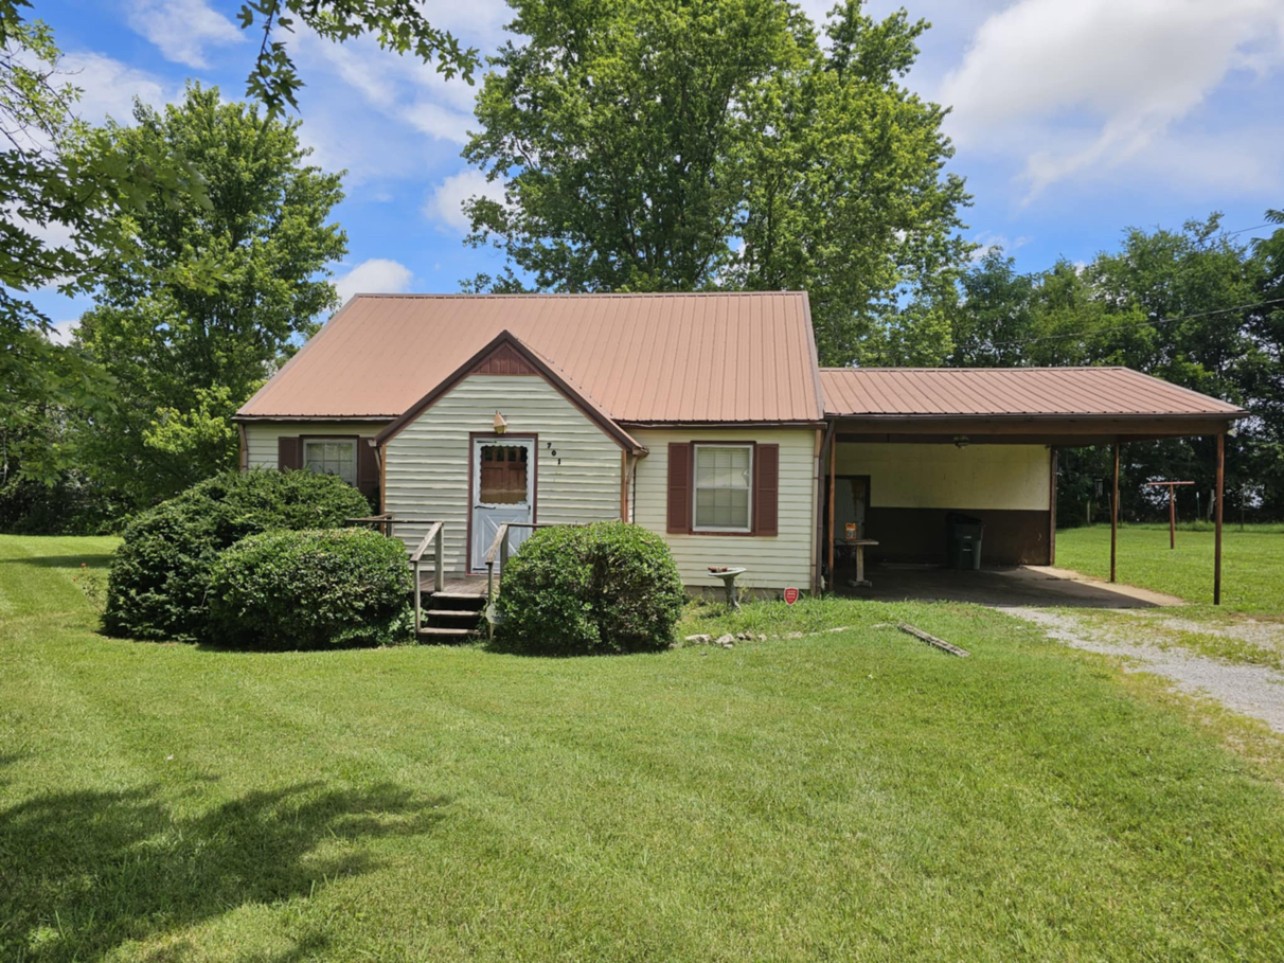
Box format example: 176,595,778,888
483,522,550,635
410,521,445,634
410,522,443,563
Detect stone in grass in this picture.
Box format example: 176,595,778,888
716,634,736,648
684,633,712,644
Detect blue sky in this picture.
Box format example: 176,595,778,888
28,0,1284,343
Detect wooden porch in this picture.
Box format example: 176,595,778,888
348,515,545,643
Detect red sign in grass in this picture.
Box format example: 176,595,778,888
783,587,800,605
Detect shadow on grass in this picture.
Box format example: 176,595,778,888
0,552,116,571
0,780,450,961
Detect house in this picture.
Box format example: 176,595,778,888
235,292,1245,597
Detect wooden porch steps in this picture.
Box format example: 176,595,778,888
416,587,487,643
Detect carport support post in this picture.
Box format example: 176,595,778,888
1110,440,1120,583
827,430,836,592
1215,432,1225,606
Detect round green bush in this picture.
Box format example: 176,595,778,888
103,469,371,641
496,522,685,654
206,528,411,649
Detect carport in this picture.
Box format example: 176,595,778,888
819,367,1247,604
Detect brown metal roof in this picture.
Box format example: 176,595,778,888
238,293,825,424
820,367,1246,419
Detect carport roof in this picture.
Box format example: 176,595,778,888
821,366,1246,442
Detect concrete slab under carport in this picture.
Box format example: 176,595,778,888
836,563,1184,609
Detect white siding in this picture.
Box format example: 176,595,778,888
632,428,819,593
384,374,623,572
243,421,389,469
836,443,1051,511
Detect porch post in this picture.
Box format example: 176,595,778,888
1215,432,1225,606
1048,447,1058,566
827,430,837,592
1110,440,1120,583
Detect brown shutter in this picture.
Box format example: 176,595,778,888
753,443,779,536
356,438,379,498
278,436,302,470
666,443,692,534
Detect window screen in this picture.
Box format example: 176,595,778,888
303,439,357,485
693,445,752,531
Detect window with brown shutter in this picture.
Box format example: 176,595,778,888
668,441,781,537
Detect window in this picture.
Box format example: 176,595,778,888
693,444,752,532
478,444,530,505
303,439,357,485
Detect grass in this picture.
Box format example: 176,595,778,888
3,534,1284,960
1055,522,1284,614
1053,523,1284,668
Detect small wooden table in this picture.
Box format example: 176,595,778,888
846,539,879,588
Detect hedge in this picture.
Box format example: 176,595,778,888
103,469,371,641
207,528,411,649
496,522,684,654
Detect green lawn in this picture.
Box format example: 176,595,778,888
1055,523,1284,614
3,535,1284,961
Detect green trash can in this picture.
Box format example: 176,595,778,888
946,513,983,570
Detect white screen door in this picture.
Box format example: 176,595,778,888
470,438,535,571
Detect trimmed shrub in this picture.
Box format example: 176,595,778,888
496,522,684,654
103,469,371,640
207,529,411,649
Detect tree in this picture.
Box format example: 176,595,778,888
462,0,970,364
1,0,468,497
236,0,477,114
72,84,346,507
1244,209,1284,514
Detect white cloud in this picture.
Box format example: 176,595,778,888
941,0,1284,194
46,319,80,347
333,259,415,303
127,0,244,69
294,28,478,146
61,52,172,125
426,169,506,232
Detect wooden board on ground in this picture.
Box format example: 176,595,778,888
897,622,970,658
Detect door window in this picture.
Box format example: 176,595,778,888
478,444,530,505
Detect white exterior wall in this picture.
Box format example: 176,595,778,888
631,428,819,593
384,374,623,572
243,420,389,469
836,443,1050,511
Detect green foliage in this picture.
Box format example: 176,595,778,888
2,0,466,497
462,0,970,364
497,522,685,654
207,528,411,649
0,469,127,534
235,0,477,114
0,3,188,488
103,469,370,641
72,83,347,508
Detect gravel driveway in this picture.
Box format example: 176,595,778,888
1008,607,1284,734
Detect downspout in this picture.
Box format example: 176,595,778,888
237,423,248,471
374,438,386,519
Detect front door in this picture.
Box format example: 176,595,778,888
470,437,536,571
